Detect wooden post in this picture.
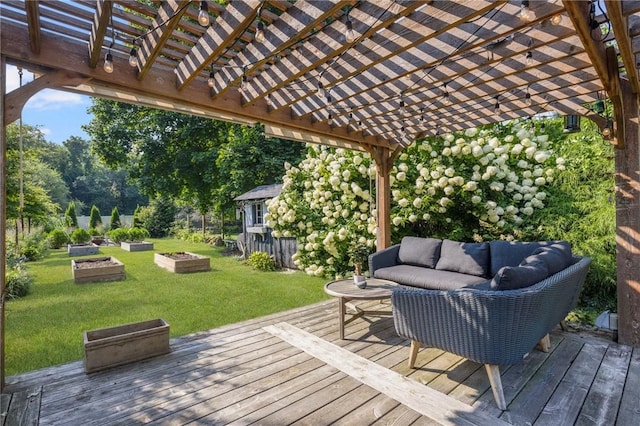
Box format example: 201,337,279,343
1,55,7,390
616,79,640,346
374,147,391,250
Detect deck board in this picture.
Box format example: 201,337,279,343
2,299,637,426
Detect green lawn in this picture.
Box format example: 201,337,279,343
5,238,330,375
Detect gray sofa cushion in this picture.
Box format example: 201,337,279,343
489,241,547,277
490,257,549,290
374,265,487,290
397,236,442,268
524,242,573,275
435,239,490,277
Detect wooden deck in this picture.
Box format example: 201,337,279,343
2,299,639,425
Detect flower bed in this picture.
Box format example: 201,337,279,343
121,241,154,252
68,243,99,257
154,252,210,273
72,256,125,284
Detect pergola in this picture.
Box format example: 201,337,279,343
1,0,639,388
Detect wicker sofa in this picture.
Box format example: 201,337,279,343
368,236,591,410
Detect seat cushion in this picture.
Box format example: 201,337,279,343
374,265,487,290
397,236,442,268
490,258,549,290
435,239,490,277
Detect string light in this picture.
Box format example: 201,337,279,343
525,88,532,106
420,107,425,122
198,1,210,27
207,70,215,88
328,112,333,125
550,13,563,25
317,80,325,98
399,97,406,114
104,51,114,73
442,82,451,105
525,51,533,66
494,96,501,115
128,42,137,68
345,11,355,43
239,66,247,92
256,21,265,43
266,93,273,107
518,1,535,22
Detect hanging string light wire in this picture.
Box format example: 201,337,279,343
17,67,25,240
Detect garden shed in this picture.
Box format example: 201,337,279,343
235,183,297,269
1,0,640,403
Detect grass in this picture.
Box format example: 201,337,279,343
5,238,330,375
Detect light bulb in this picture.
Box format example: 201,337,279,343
266,94,273,107
519,1,535,22
345,19,355,43
208,71,215,88
128,47,137,67
602,121,612,138
328,113,333,125
525,51,533,66
494,99,500,115
317,82,325,98
240,74,247,91
550,14,563,26
443,92,451,105
198,1,210,26
399,99,406,114
103,52,114,73
255,22,265,43
525,91,532,106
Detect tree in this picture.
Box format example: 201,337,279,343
84,99,303,227
89,205,102,229
110,206,121,229
138,196,176,237
133,204,143,228
64,202,78,228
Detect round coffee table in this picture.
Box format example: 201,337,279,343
324,278,399,339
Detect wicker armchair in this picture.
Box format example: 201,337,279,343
391,256,591,410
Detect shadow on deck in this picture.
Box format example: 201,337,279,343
2,300,638,425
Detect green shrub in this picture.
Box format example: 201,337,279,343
127,227,149,242
133,205,143,228
48,229,69,249
247,251,276,271
189,233,204,243
89,205,102,229
5,256,32,299
110,207,121,230
64,202,78,227
88,227,103,237
140,197,176,237
19,232,49,261
107,228,130,244
70,228,91,244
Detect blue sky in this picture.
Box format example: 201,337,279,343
6,65,92,145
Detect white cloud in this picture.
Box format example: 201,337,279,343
26,89,88,111
5,65,33,92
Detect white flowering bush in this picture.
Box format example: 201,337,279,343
267,121,565,278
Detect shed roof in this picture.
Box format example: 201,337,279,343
234,183,283,201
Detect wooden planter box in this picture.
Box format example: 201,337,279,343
72,256,125,284
121,241,154,252
68,243,99,257
83,318,170,373
154,252,210,273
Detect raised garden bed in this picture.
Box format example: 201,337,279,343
121,241,154,252
154,251,210,273
72,256,125,284
83,318,170,373
68,243,99,257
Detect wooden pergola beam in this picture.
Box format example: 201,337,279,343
87,0,113,69
137,0,190,81
24,0,41,54
605,0,640,94
175,0,260,90
0,20,391,151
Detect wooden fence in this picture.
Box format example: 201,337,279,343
242,233,298,269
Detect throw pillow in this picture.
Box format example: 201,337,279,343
525,243,573,275
435,239,490,277
490,258,549,290
397,237,442,268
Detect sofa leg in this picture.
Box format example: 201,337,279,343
485,364,507,410
538,334,551,352
408,340,420,368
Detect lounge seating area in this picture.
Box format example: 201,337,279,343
370,236,591,409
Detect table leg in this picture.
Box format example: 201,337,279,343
338,296,345,339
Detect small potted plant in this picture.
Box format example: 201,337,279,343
349,244,371,289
